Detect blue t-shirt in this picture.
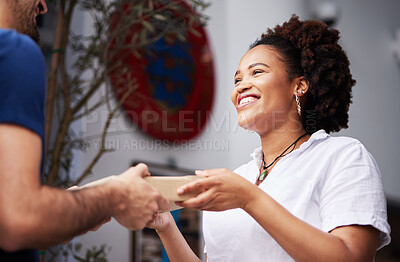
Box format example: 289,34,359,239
0,29,46,262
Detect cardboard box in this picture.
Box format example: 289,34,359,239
145,176,203,211
144,176,203,201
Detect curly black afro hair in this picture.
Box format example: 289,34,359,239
250,15,355,133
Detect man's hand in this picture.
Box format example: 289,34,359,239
111,163,170,231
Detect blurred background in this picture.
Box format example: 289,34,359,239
37,0,400,261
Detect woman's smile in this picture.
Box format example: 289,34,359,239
237,93,260,109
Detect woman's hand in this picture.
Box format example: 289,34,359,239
146,212,174,233
177,169,258,211
147,212,202,261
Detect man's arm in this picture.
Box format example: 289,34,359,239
0,124,169,251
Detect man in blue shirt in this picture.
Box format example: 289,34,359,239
0,1,169,261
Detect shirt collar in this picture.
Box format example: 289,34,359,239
250,129,330,162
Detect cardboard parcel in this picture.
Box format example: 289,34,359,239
145,176,203,211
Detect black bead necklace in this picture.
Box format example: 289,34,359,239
257,133,308,183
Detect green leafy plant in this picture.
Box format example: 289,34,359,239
43,242,111,262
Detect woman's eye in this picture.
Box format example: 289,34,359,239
253,69,263,75
234,78,241,84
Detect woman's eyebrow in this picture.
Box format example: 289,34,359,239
248,62,270,69
234,62,270,77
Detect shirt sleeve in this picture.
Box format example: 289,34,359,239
319,141,391,250
0,31,46,141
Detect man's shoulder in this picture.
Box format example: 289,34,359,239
0,29,46,92
0,29,46,139
0,28,39,50
0,28,44,66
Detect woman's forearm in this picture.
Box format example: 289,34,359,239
156,212,201,262
243,189,378,262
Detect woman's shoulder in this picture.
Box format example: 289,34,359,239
310,130,370,155
300,130,380,176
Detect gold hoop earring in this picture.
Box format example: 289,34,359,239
295,94,301,116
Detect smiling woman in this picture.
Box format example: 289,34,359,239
232,45,299,134
146,15,391,262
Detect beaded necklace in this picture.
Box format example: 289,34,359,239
257,133,308,183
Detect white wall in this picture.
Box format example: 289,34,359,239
76,1,306,261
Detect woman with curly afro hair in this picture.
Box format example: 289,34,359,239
147,15,391,261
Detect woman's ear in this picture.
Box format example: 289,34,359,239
293,77,309,97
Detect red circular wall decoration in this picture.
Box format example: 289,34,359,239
109,1,215,142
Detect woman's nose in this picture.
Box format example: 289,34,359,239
235,80,252,93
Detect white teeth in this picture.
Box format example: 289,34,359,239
239,97,257,105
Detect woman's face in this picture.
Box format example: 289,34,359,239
231,45,299,135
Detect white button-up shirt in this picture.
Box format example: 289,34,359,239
203,130,391,262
